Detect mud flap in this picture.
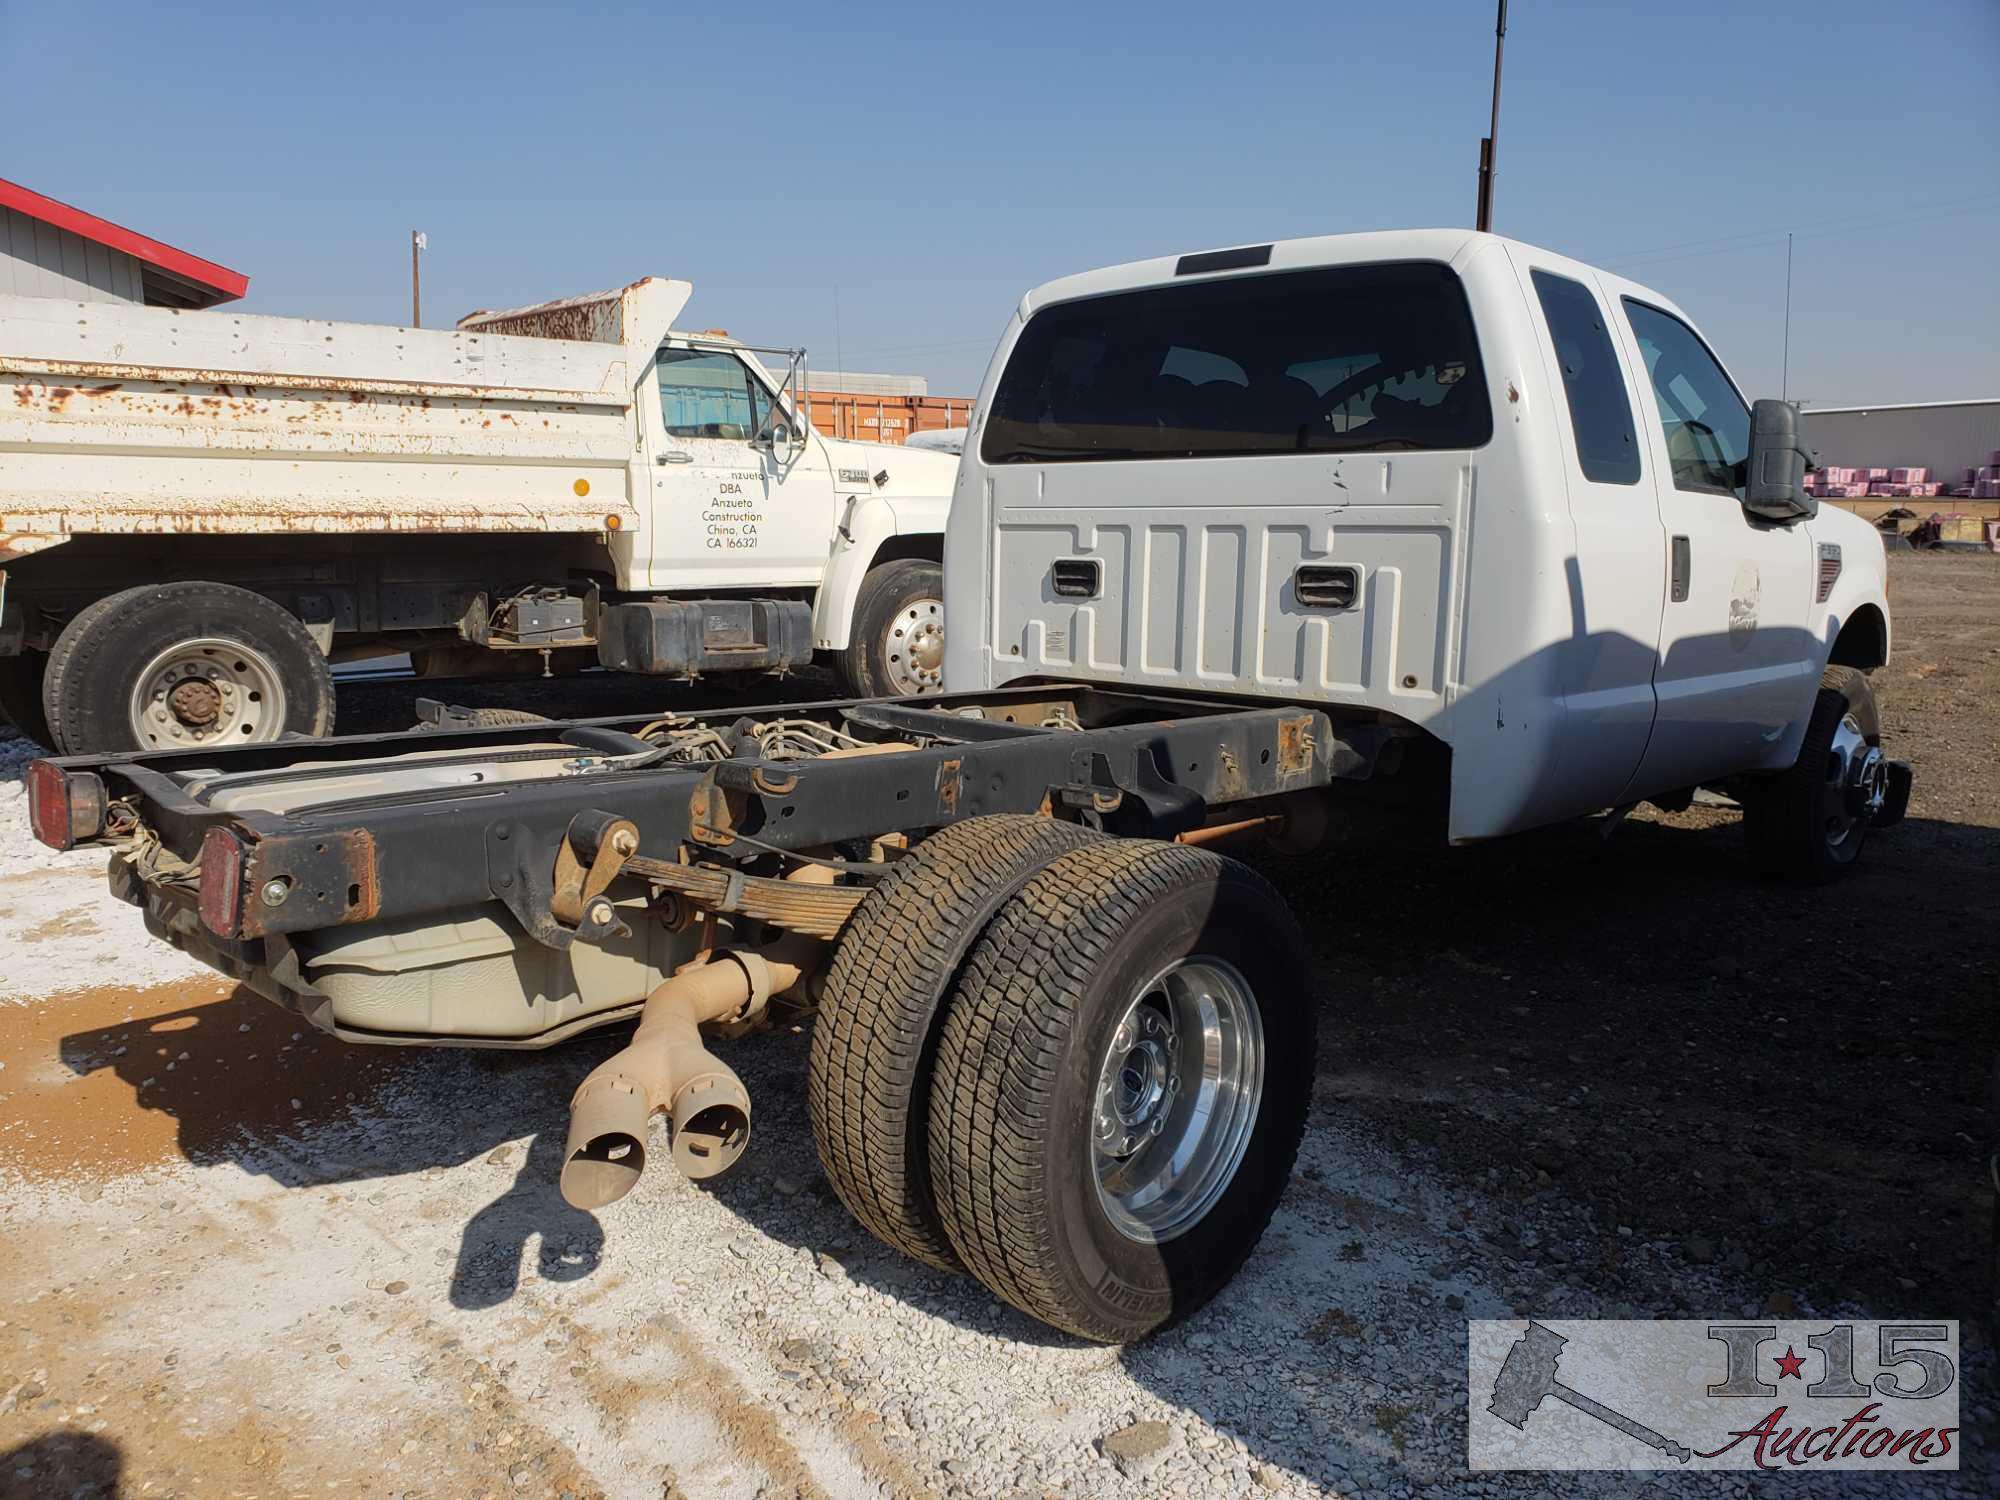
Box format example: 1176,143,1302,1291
1873,760,1913,827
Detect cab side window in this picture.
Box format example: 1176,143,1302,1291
657,349,755,440
1622,300,1750,497
1531,270,1640,484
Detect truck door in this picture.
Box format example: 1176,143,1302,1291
1508,253,1665,814
643,347,835,589
1612,296,1815,794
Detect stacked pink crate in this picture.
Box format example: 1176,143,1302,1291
1859,467,1891,482
1887,467,1930,484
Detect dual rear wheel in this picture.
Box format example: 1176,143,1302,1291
809,816,1314,1341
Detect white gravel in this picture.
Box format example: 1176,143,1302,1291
0,734,1988,1496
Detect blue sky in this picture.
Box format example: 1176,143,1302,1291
4,0,1994,405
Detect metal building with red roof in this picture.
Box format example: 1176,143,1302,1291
0,176,247,309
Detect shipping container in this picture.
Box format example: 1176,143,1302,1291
805,389,976,446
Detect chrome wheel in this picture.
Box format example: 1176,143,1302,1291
882,596,944,695
1821,711,1884,856
1092,957,1265,1244
128,637,288,749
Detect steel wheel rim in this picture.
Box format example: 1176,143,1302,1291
882,596,945,695
1092,956,1265,1244
128,637,289,749
1820,712,1882,856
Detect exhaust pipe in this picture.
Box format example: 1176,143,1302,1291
559,947,806,1210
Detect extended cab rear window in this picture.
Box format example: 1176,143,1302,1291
981,262,1493,464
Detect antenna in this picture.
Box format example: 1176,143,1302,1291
1781,231,1794,404
1475,0,1509,232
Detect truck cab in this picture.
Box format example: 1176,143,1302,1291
946,230,1896,862
457,291,961,699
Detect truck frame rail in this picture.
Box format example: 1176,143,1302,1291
36,685,1391,953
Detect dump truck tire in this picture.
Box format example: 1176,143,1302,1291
836,558,944,698
1742,666,1882,884
42,581,336,756
809,814,1104,1271
928,840,1314,1342
0,651,52,749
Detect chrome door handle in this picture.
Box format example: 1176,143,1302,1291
657,451,693,465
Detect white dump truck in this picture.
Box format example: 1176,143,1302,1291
31,230,1909,1342
0,277,959,753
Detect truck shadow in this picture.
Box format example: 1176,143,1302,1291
0,1431,123,1498
1139,807,1999,1490
45,807,1997,1487
52,988,621,1309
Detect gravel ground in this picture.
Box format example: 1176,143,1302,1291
1,553,1995,1498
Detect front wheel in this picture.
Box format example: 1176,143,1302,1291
1740,666,1886,883
836,558,944,698
927,840,1315,1342
42,582,335,755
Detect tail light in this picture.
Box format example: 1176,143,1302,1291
198,826,249,937
25,761,107,850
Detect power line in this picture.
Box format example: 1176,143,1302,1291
1600,195,2000,272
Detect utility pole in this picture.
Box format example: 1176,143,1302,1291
411,231,427,328
1475,0,1509,232
1781,231,1794,403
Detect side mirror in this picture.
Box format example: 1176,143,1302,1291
1743,399,1817,522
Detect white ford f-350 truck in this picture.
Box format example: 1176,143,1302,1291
29,231,1909,1343
0,277,959,754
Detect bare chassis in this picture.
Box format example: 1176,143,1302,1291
52,686,1387,1014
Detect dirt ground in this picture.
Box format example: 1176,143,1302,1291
1,552,1995,1498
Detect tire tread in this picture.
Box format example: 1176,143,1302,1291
808,814,1102,1270
929,840,1310,1340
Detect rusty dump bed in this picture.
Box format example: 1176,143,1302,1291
0,279,686,543
40,686,1387,961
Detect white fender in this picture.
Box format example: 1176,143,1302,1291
813,494,929,650
1812,525,1893,671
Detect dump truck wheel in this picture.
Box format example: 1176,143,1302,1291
928,840,1314,1342
837,559,944,698
809,814,1104,1271
0,651,53,748
1741,666,1883,884
42,582,336,756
